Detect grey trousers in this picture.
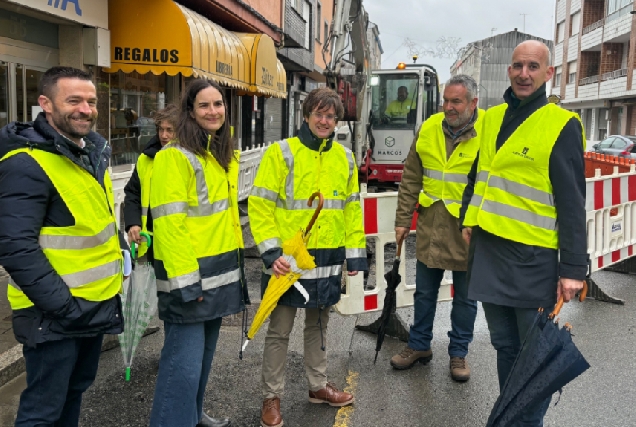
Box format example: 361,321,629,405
261,304,330,398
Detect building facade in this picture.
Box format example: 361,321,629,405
552,0,636,142
367,22,383,70
450,30,553,110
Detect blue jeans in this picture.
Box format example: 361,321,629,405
149,318,222,427
482,303,552,427
408,261,477,357
15,335,104,427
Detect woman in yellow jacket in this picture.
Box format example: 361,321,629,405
148,79,246,427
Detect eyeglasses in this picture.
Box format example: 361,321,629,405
310,112,338,122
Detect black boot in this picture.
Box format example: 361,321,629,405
197,412,231,427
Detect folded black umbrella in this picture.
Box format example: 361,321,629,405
486,282,590,427
373,239,404,364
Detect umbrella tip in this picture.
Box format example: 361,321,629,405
125,367,131,381
374,352,379,364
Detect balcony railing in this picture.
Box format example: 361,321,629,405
579,75,599,86
601,68,628,81
582,18,604,35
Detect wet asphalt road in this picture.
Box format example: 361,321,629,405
1,225,635,427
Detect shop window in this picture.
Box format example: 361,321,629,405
109,71,168,166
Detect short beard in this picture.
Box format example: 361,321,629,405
52,111,94,140
445,108,473,129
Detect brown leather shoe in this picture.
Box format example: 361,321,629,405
308,382,354,407
390,346,433,370
261,397,283,427
450,356,470,382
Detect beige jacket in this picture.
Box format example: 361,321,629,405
395,116,478,271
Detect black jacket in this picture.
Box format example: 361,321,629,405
0,113,127,347
459,85,588,309
123,135,162,262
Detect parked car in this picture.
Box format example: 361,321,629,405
591,135,636,159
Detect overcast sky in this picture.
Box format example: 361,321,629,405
365,0,557,83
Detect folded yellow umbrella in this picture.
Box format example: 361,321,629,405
242,192,324,352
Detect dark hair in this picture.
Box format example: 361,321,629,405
39,66,92,99
303,87,345,121
176,79,234,170
154,104,179,130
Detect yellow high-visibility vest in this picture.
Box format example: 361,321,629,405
416,110,483,218
463,103,585,249
2,149,123,310
135,153,153,257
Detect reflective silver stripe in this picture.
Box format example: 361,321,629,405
443,199,462,205
476,170,489,183
423,191,440,201
302,265,342,279
345,149,355,184
152,202,188,219
61,260,121,289
258,237,282,254
469,195,482,207
39,223,116,250
141,207,149,216
346,248,366,258
487,176,555,207
480,200,557,230
202,269,240,290
155,270,201,293
423,168,444,180
251,185,278,203
187,199,229,217
443,173,469,184
346,193,360,204
283,199,345,210
278,140,295,206
263,264,343,279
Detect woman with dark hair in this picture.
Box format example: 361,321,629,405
148,79,246,427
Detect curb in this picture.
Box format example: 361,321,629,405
0,344,24,388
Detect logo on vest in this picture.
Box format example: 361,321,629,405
458,152,472,158
385,137,395,147
512,146,534,161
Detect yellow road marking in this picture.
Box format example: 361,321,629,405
332,370,359,427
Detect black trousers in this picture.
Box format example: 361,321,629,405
14,335,104,427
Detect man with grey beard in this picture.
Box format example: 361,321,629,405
389,75,482,382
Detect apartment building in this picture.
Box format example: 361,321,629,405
554,0,636,142
452,30,553,110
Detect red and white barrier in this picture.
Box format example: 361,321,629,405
335,186,453,316
586,164,636,272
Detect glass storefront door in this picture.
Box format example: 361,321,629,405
1,62,47,124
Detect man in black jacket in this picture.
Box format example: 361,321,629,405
459,41,587,426
0,66,128,427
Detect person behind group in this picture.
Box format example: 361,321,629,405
249,87,367,427
460,40,587,426
384,85,412,123
148,79,246,427
390,75,482,381
124,104,178,262
0,66,129,426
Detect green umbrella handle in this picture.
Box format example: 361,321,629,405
130,232,153,260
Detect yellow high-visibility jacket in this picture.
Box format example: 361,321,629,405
150,140,246,322
416,110,483,218
464,103,585,249
249,132,367,308
2,149,123,310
